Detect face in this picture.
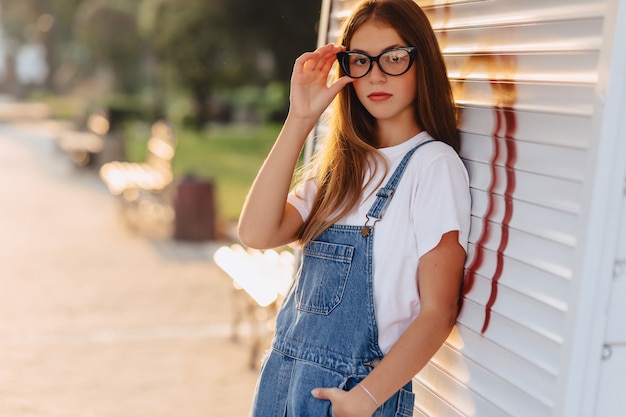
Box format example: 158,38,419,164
348,19,418,133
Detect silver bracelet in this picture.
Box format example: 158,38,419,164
357,382,380,407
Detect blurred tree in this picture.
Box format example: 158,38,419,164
230,0,321,82
140,0,320,128
1,0,95,92
74,0,144,93
1,0,321,125
141,0,249,128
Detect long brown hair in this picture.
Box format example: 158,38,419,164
297,0,458,244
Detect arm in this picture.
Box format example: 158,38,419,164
237,44,353,249
313,230,466,416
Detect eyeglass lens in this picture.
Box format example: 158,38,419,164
341,48,414,78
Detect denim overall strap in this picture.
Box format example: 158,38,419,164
367,140,434,223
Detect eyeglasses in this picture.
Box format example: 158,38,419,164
336,46,417,79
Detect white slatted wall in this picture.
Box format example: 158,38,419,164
419,1,602,416
319,0,624,415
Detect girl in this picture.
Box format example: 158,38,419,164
238,0,471,415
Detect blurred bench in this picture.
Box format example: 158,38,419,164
99,120,176,231
56,110,110,167
214,244,296,369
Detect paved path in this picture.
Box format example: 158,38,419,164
0,118,259,416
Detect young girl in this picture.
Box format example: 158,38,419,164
238,0,471,415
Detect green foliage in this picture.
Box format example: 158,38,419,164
125,122,282,221
1,0,320,130
153,2,235,87
226,0,321,80
146,0,248,127
225,81,288,123
74,2,144,92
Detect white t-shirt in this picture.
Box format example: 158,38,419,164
287,131,471,354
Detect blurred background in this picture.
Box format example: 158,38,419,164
0,0,321,220
0,0,321,415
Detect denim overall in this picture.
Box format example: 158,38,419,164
250,140,433,417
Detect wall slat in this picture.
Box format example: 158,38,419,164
458,108,591,149
458,301,561,373
470,189,577,246
468,218,575,279
465,160,583,214
419,349,553,417
461,134,587,182
445,326,559,404
464,275,565,342
466,245,569,311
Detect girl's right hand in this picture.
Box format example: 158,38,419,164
288,44,353,123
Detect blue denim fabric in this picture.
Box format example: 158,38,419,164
250,141,433,417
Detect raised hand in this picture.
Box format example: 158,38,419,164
288,44,353,123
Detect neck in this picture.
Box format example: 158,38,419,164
376,120,422,148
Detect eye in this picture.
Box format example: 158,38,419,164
383,49,409,64
349,54,369,66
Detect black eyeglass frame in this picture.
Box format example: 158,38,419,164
336,46,418,79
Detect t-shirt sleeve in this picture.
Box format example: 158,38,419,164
287,179,317,222
413,153,471,260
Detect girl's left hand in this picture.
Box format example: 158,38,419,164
311,387,377,417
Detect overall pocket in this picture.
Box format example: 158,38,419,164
394,386,415,417
295,240,354,315
287,360,347,417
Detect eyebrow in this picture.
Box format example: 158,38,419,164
348,44,405,54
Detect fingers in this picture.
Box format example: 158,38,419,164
311,387,342,400
288,44,351,120
328,75,354,94
316,44,342,72
294,44,345,74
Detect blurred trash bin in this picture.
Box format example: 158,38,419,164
97,131,126,167
174,175,216,241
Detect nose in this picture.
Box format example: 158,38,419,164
368,61,387,82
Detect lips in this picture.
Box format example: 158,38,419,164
368,92,392,101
